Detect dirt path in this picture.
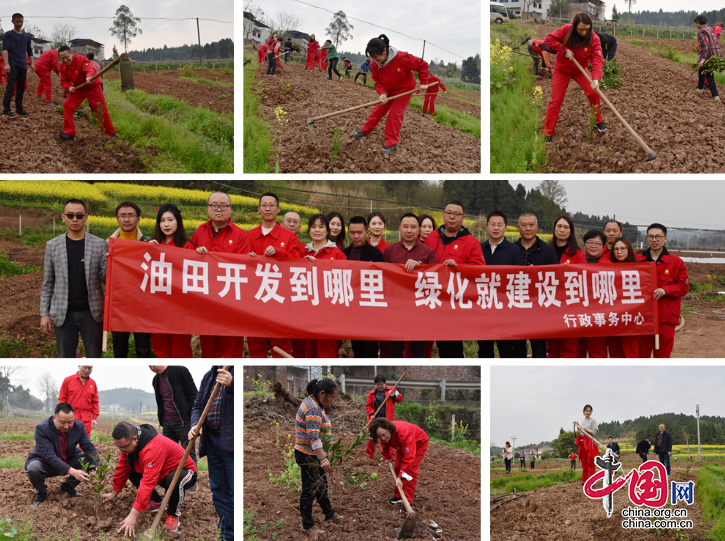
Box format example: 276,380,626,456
250,57,481,173
244,421,481,541
534,28,725,173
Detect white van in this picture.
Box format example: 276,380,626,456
490,1,510,24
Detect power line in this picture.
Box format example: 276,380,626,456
2,15,233,23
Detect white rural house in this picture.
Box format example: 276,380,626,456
69,39,105,61
243,11,271,47
29,36,52,57
493,0,605,21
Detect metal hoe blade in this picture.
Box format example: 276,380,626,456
397,511,416,539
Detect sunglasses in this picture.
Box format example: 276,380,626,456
64,213,86,220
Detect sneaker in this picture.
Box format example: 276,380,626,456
187,484,198,493
325,513,344,524
32,492,48,506
146,500,162,513
59,484,83,498
325,77,333,80
163,514,180,533
303,526,326,536
2,111,17,118
59,133,75,141
354,129,369,138
44,101,56,106
36,94,43,98
595,122,607,133
16,110,29,117
108,133,118,138
696,88,704,94
544,136,552,144
716,96,721,102
338,75,342,81
390,496,403,504
380,144,398,155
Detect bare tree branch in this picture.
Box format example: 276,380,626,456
38,372,58,412
50,23,79,49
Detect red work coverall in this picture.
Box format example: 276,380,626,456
362,50,430,147
543,25,604,137
416,74,447,114
548,247,587,358
258,43,269,63
575,431,601,483
59,374,99,437
34,49,59,103
381,421,429,504
191,219,251,358
59,54,115,136
366,386,403,458
0,55,6,84
246,223,303,358
305,40,319,70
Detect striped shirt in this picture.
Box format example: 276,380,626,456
295,395,330,455
697,25,723,61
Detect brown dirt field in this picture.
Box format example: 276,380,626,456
617,35,696,55
249,56,481,174
491,466,707,541
105,71,234,114
0,434,220,540
129,69,234,84
244,410,481,540
0,73,144,174
529,24,725,173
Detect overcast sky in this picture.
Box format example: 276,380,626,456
1,1,233,59
5,363,217,401
245,0,480,65
491,366,725,448
510,180,725,230
610,1,725,15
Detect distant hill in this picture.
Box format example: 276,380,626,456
98,388,156,414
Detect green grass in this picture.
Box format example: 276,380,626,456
0,256,41,278
103,81,233,173
243,509,285,541
409,98,480,137
625,39,725,86
178,76,234,87
0,433,34,441
0,334,31,357
197,457,208,472
244,54,273,173
491,468,579,496
431,435,481,455
0,456,24,469
697,465,725,540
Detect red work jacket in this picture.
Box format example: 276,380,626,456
59,374,99,423
191,219,251,254
381,421,429,477
417,74,447,95
35,49,59,74
640,250,690,325
371,49,430,96
304,244,347,260
247,223,303,258
369,238,390,255
559,247,586,265
544,24,604,80
307,40,319,54
366,386,404,421
59,54,98,91
424,229,485,266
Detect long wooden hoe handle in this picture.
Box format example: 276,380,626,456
142,365,233,538
272,346,294,358
569,57,656,161
388,461,415,515
578,426,607,452
308,82,438,124
364,371,406,432
73,53,128,92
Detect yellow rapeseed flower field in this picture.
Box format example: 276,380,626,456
0,181,107,204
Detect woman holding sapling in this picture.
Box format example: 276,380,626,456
574,404,601,484
542,12,605,143
148,204,195,357
294,379,344,536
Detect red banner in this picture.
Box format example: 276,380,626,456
104,239,659,341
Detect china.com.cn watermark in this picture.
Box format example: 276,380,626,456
583,449,695,530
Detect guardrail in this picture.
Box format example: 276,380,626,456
339,374,480,401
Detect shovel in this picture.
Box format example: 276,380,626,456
569,56,656,162
138,365,232,540
388,462,416,538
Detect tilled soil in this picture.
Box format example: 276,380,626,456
535,28,725,173
244,420,481,541
251,58,481,173
0,73,144,174
491,468,708,541
105,70,234,114
0,439,220,541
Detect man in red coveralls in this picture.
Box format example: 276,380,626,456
58,45,115,140
638,223,689,358
192,191,251,358
34,48,60,104
247,193,303,358
415,74,447,114
424,200,485,358
58,365,99,438
365,375,403,459
102,421,197,536
257,42,268,63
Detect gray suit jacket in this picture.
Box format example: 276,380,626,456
40,232,107,327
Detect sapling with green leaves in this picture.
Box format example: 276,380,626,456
80,452,113,522
0,518,17,538
320,426,373,487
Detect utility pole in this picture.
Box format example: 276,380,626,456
511,435,517,459
696,404,702,462
197,18,203,68
422,39,426,60
685,433,690,460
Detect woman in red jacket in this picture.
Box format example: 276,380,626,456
302,214,347,358
148,204,195,357
367,211,390,254
305,34,319,71
354,34,430,154
548,215,586,358
609,238,643,357
416,74,447,114
369,418,429,505
542,13,605,143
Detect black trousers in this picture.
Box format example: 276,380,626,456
3,66,27,113
531,461,535,469
504,458,511,473
437,340,464,358
295,450,335,530
570,460,576,470
344,66,352,77
639,452,648,463
161,418,197,463
354,72,367,84
387,341,426,358
27,452,99,494
520,460,526,469
530,339,547,358
604,41,618,61
478,340,527,358
112,331,152,358
351,340,378,358
129,468,197,517
327,58,341,78
698,67,719,97
266,53,277,75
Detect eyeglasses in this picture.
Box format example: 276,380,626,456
117,214,137,220
208,204,231,211
64,213,86,220
647,235,665,241
444,211,464,218
585,242,603,247
115,437,135,452
260,204,278,210
613,247,628,253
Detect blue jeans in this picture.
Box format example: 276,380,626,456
658,451,671,475
207,432,233,540
54,310,103,358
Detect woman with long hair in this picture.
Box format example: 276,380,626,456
327,211,346,249
608,237,643,357
574,404,601,484
417,214,436,244
542,12,605,143
148,204,195,357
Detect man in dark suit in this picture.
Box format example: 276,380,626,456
654,424,673,475
607,436,621,458
25,402,100,505
636,437,651,463
479,210,526,358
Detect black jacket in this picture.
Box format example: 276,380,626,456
152,366,199,424
191,366,234,457
126,424,158,471
482,238,525,266
607,442,621,455
654,431,673,454
636,439,651,454
514,236,559,266
595,32,617,57
26,416,99,475
342,243,384,262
